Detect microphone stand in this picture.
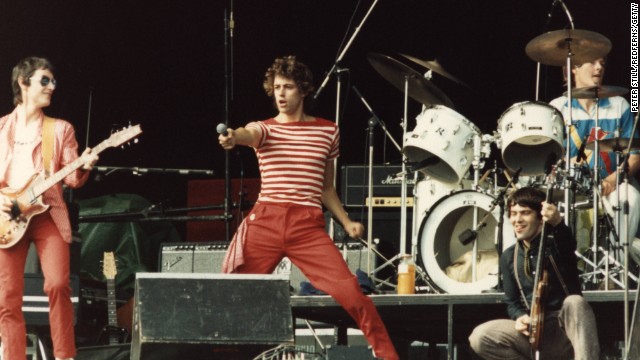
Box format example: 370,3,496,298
222,4,234,242
352,86,402,278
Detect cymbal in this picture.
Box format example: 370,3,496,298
586,137,640,153
563,85,629,99
367,52,454,108
399,53,469,88
525,29,612,66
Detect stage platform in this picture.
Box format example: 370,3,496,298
291,290,637,358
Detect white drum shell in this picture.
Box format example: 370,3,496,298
418,190,515,294
404,106,479,183
497,101,564,176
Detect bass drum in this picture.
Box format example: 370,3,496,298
418,190,515,294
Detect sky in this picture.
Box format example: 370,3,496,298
0,0,632,209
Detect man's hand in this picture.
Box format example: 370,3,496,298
218,129,237,150
80,148,99,171
1,195,12,219
541,201,562,226
343,220,365,239
515,314,531,336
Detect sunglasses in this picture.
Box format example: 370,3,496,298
30,75,57,88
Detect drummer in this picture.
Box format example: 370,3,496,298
548,57,640,264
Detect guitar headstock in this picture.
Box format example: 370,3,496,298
102,252,117,280
106,124,142,149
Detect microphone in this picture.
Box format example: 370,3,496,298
410,157,440,172
216,123,229,135
352,86,384,126
511,167,523,184
458,228,477,246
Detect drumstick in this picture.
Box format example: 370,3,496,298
479,169,492,185
503,170,518,190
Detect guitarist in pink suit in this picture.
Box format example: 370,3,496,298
0,57,98,360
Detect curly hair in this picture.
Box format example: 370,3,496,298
12,57,54,106
507,187,545,219
263,56,315,101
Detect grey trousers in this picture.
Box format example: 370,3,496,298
468,295,600,360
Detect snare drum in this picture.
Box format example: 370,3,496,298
497,101,564,176
404,106,480,184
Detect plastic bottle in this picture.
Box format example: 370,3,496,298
397,254,416,294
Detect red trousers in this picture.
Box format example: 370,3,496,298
231,202,399,360
0,213,76,360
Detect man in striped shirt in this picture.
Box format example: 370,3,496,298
549,57,640,266
218,56,399,360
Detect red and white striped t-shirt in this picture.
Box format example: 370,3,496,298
247,118,339,208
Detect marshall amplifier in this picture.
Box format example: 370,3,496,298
341,165,415,207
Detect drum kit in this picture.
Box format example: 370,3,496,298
366,28,639,296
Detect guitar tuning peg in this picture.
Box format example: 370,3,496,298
133,138,139,144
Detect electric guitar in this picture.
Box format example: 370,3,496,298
0,124,142,249
101,251,128,345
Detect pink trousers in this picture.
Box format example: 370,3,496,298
0,213,76,360
229,202,399,360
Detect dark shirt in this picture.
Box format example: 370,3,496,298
501,221,582,320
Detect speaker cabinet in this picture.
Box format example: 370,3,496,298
131,273,293,360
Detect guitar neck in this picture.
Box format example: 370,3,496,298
106,278,118,328
31,139,110,198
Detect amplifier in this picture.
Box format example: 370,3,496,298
159,241,369,294
341,165,415,207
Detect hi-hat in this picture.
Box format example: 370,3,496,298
586,137,640,153
399,53,469,88
367,52,454,108
525,29,612,66
564,85,629,99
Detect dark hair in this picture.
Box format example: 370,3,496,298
561,57,607,87
263,56,315,110
12,57,54,106
507,187,545,219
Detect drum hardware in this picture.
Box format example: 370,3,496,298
565,85,629,100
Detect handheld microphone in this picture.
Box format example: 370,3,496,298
216,123,229,135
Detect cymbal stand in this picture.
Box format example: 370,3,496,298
622,115,639,359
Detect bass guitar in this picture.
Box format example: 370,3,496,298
528,158,557,357
0,124,142,248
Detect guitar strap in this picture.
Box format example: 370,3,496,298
42,116,55,178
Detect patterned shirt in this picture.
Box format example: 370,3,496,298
247,118,339,208
549,96,638,179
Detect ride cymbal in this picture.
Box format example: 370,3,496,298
525,29,611,66
367,52,454,108
400,53,469,88
564,85,629,99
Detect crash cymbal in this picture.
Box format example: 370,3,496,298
563,85,629,99
586,137,640,153
525,29,612,66
367,52,454,108
400,53,469,88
